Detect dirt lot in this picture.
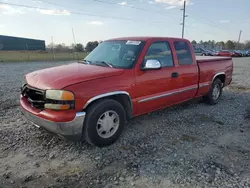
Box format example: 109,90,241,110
0,58,250,188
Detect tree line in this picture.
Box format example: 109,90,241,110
47,39,250,53
46,41,101,53
191,40,250,50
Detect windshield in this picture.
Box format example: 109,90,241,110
84,40,145,69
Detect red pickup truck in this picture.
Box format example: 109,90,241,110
20,37,233,147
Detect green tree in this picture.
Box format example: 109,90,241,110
225,40,235,49
203,41,209,48
245,40,250,49
216,41,225,49
85,41,99,52
74,43,84,52
54,43,70,52
211,40,216,48
191,40,197,45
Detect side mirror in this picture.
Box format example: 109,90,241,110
141,59,161,70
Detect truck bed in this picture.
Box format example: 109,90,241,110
196,55,233,98
196,56,232,63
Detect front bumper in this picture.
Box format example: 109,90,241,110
21,105,86,140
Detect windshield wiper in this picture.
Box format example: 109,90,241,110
94,61,113,68
78,59,91,64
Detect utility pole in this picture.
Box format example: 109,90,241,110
181,0,188,38
72,28,78,60
237,30,242,50
51,36,55,60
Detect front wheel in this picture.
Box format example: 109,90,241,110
83,99,126,147
203,79,223,105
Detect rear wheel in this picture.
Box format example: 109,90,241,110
83,99,126,147
203,79,223,105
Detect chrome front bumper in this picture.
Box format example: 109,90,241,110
21,108,86,140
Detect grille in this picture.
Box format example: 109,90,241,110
21,84,45,109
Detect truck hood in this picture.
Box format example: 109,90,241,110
25,63,124,89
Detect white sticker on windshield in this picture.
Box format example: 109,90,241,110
126,40,141,45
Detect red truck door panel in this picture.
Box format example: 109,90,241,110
171,40,199,101
134,41,182,115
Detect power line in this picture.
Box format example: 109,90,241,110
0,1,165,25
37,0,180,19
87,0,233,32
1,0,235,35
90,0,231,32
33,0,64,7
186,13,228,31
87,0,181,19
38,0,221,32
32,0,231,33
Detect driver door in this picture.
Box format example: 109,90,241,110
134,40,182,115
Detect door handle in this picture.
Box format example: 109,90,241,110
171,72,178,78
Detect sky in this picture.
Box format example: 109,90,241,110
0,0,249,46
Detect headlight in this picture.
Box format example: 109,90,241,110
45,90,75,110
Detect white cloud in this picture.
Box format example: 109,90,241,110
148,1,156,4
118,1,134,7
119,1,128,6
0,4,25,15
155,0,191,6
32,0,42,3
165,5,176,9
219,20,230,23
0,24,4,28
37,9,71,16
87,21,104,25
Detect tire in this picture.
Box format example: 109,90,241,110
83,99,126,147
203,79,223,105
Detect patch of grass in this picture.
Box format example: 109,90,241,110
228,85,250,92
0,51,88,62
199,115,214,122
119,145,131,151
180,134,198,142
198,114,225,126
213,120,225,125
63,167,82,176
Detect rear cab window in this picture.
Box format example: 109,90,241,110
144,41,174,67
174,41,193,65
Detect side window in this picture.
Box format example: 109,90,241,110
144,42,174,67
174,41,193,65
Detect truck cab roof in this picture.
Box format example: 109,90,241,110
107,36,190,42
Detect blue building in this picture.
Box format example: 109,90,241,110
0,35,45,51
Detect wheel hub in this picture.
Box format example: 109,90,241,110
212,84,220,100
96,110,120,139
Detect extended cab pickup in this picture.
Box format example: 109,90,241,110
20,37,233,147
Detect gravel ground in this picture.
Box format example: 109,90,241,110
0,58,250,188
